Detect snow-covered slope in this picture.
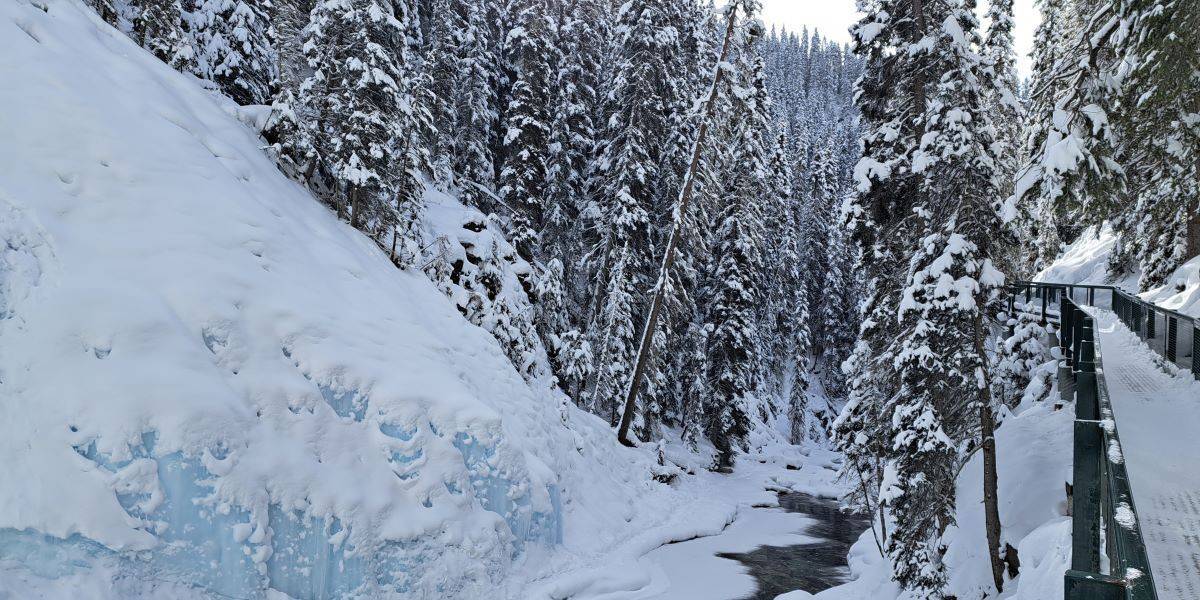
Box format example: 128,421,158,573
1035,223,1125,287
0,1,692,597
1038,223,1200,318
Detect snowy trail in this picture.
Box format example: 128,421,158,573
1090,309,1200,600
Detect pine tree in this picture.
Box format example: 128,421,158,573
704,15,770,465
262,0,316,178
766,131,812,441
983,0,1024,276
835,0,938,542
1014,0,1123,271
893,0,1011,590
300,0,424,255
705,164,764,465
536,258,592,398
583,0,682,424
801,141,839,359
1109,0,1200,287
190,0,276,105
497,0,555,260
424,0,460,186
992,311,1054,409
134,0,195,71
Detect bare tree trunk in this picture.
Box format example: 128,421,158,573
615,2,742,448
854,464,886,558
390,228,398,264
349,185,361,229
1187,197,1200,260
975,313,1006,592
911,0,929,131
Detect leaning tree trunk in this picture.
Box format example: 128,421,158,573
615,1,742,447
975,312,1007,592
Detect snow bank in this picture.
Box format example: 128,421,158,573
0,1,687,596
1035,223,1125,286
807,395,1074,600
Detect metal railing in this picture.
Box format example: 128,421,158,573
1013,281,1200,378
1011,282,1159,600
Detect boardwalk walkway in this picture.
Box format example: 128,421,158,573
1089,307,1200,599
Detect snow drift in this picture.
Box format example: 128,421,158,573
0,1,685,597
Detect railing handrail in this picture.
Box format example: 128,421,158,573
1012,283,1159,600
1015,280,1197,324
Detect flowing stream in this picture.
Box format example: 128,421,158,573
716,492,872,599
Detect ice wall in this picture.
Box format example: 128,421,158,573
1,419,562,599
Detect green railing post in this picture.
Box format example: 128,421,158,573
1060,294,1075,403
1071,419,1104,572
1167,317,1178,363
1042,286,1048,324
1076,318,1097,420
1064,570,1125,600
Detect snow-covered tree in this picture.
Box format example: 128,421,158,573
704,16,771,464
583,0,684,423
497,0,554,260
705,164,765,465
135,0,195,70
189,0,276,105
992,311,1054,409
835,0,937,545
300,0,425,256
1108,0,1200,286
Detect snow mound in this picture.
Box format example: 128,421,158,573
0,1,677,597
1035,223,1123,286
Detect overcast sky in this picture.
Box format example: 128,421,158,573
759,0,1040,76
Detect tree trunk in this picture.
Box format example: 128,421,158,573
349,185,361,229
911,0,929,130
975,313,1007,592
1186,197,1200,260
615,2,741,448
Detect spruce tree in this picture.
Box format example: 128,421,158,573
704,16,770,465
135,0,195,71
190,0,276,105
300,0,424,254
835,0,937,542
893,0,1011,590
1109,0,1200,286
584,0,681,424
497,0,554,260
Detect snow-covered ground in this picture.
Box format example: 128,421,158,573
1035,223,1126,287
529,441,849,600
793,395,1075,600
1035,221,1200,317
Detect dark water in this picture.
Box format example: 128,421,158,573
716,492,872,600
